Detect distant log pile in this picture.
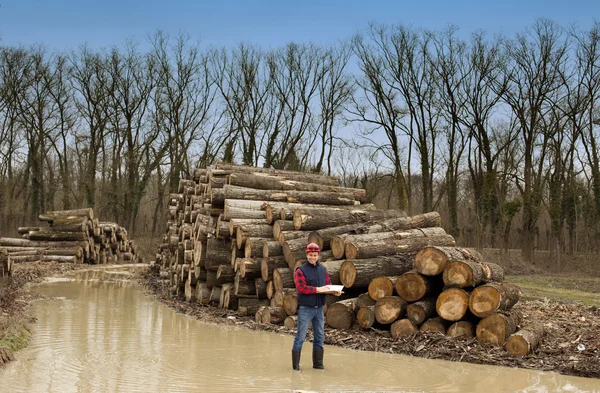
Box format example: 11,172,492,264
154,163,536,357
0,208,139,265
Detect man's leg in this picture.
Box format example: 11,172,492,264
292,306,312,370
312,307,325,369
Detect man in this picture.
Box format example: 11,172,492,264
291,242,342,371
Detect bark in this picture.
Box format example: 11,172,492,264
339,255,414,288
273,220,295,241
236,223,274,249
356,306,376,329
220,185,357,206
356,292,376,308
345,235,455,260
244,237,270,258
293,207,406,231
504,324,544,357
195,282,211,305
260,256,288,281
420,317,451,334
237,298,270,316
238,257,262,279
229,218,265,237
262,241,283,258
283,291,298,316
284,315,299,329
259,306,287,324
476,311,521,346
273,267,294,290
406,297,437,325
255,278,268,299
28,231,88,242
319,260,344,285
204,238,231,271
282,236,310,266
214,163,341,185
223,205,266,221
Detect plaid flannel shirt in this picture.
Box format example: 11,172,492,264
294,266,332,295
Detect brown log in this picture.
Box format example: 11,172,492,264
209,286,222,306
395,271,442,302
260,306,287,324
260,256,288,281
271,288,294,307
356,292,376,308
368,276,398,301
443,260,505,288
229,218,265,237
504,324,544,357
447,321,476,338
273,220,295,241
40,208,94,220
345,235,456,260
194,266,208,281
216,216,231,240
468,282,522,318
237,298,270,316
308,224,365,251
245,237,269,258
220,185,356,206
238,258,262,279
231,246,244,269
283,291,298,316
406,297,437,325
320,260,344,285
262,241,283,258
255,278,268,299
415,246,483,276
277,231,310,244
193,239,207,268
17,226,42,234
216,265,236,282
204,238,231,271
223,205,266,221
28,231,88,242
356,306,376,329
476,311,521,346
236,223,273,249
436,288,471,321
195,282,211,304
282,236,310,267
234,273,257,297
266,280,275,300
293,208,406,231
214,163,341,185
284,315,299,329
272,267,295,290
228,172,366,201
391,319,419,338
420,317,451,334
374,296,407,324
184,280,196,303
325,298,357,329
339,255,414,288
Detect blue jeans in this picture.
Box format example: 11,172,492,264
292,305,325,351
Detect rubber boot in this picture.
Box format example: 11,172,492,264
292,350,301,371
312,349,325,370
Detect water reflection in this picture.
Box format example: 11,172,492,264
0,267,598,393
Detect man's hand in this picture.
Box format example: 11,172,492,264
315,286,329,293
333,291,343,296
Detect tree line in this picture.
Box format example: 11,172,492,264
0,19,598,266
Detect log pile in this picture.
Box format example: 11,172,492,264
153,163,534,357
0,208,138,265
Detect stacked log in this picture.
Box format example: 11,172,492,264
153,163,534,357
1,208,137,265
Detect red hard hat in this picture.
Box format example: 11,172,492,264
305,243,320,253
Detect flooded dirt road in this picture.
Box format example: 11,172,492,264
1,266,599,393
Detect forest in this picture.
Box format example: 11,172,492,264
0,19,598,268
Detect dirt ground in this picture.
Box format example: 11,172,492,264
139,269,600,380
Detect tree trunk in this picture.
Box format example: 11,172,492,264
195,282,211,304
209,286,222,306
273,220,295,241
308,224,367,251
415,246,483,276
255,278,268,299
476,311,521,346
374,296,407,324
346,235,455,260
229,218,265,237
236,223,274,249
238,258,262,279
237,298,270,316
282,236,310,266
395,271,443,302
204,238,231,271
356,306,376,329
319,260,344,285
504,324,544,357
325,298,357,329
216,265,236,282
219,185,357,206
367,276,399,301
284,315,299,329
293,208,406,231
234,273,257,297
28,231,88,242
283,291,298,316
436,288,470,321
443,260,505,288
406,297,437,325
391,319,419,338
263,241,283,258
468,282,522,318
339,255,414,288
244,237,269,258
278,231,310,244
259,306,287,324
214,163,340,185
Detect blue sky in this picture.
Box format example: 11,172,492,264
0,0,598,51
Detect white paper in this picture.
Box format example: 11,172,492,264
324,285,344,292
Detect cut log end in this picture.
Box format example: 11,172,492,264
415,247,447,276
390,319,418,338
443,261,472,287
436,288,470,321
339,261,357,288
395,272,427,302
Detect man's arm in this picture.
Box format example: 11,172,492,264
294,268,317,295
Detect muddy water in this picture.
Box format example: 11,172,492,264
1,266,599,393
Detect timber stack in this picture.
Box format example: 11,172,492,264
0,208,138,265
153,163,534,358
